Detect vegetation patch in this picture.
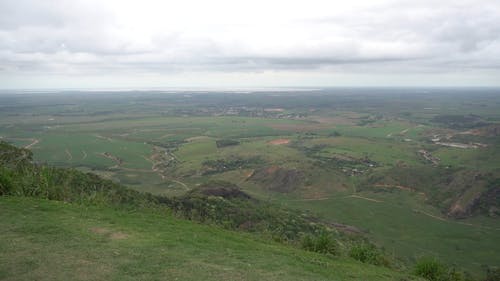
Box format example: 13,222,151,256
90,227,129,240
215,139,240,148
362,165,500,218
431,114,490,129
248,166,304,193
0,142,383,268
201,156,264,175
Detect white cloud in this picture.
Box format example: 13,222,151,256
0,0,499,88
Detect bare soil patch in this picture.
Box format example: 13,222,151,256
264,108,285,112
268,139,290,145
268,123,326,132
110,232,129,240
186,136,212,142
90,227,129,240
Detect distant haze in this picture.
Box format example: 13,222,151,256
1,0,499,89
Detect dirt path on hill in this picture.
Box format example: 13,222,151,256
290,197,331,201
2,137,39,149
121,167,154,173
24,138,39,149
98,152,122,168
288,190,497,230
288,194,382,202
346,195,383,203
65,149,73,161
147,147,189,190
141,155,154,164
387,125,418,138
413,209,447,222
374,184,427,198
413,209,500,230
95,134,113,142
170,179,189,190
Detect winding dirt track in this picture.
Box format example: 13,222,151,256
411,209,500,230
290,197,331,202
291,194,498,230
346,195,383,203
412,209,447,222
170,179,189,190
24,138,39,149
65,149,73,161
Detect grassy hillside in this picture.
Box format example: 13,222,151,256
1,90,499,279
0,197,422,281
280,190,500,275
0,140,425,280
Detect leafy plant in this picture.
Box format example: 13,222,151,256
349,243,389,266
301,232,338,255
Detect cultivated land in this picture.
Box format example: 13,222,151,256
1,88,499,277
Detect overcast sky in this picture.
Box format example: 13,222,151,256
0,0,499,89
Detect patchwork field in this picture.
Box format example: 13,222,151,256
1,89,499,277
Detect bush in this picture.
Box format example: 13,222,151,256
349,243,389,266
301,232,338,255
0,168,14,195
215,139,240,148
484,267,500,281
414,258,446,281
413,258,469,281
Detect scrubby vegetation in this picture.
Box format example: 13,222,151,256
0,141,382,265
215,139,240,148
301,231,339,256
2,141,491,280
201,156,264,175
1,89,499,278
349,243,390,267
413,258,477,281
361,165,500,218
431,114,490,129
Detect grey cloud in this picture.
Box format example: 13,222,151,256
0,0,499,81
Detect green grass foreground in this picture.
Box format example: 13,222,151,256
0,197,421,281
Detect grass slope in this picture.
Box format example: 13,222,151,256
0,197,421,281
280,191,500,275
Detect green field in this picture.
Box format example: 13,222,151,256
1,89,499,277
278,190,500,274
0,197,422,281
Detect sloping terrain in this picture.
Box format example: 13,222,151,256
1,90,499,279
0,197,421,281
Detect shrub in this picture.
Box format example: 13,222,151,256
301,232,338,255
215,139,240,148
349,243,389,266
414,258,447,281
0,168,13,195
484,267,500,281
